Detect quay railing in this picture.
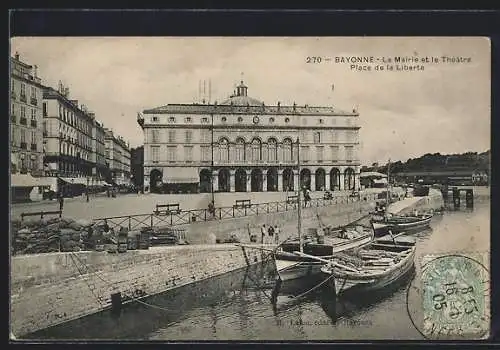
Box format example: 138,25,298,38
93,192,379,232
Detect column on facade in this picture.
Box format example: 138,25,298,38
293,169,299,192
212,170,219,192
339,171,345,191
262,169,267,192
245,169,252,192
310,170,316,192
325,172,331,191
277,169,283,192
229,169,236,192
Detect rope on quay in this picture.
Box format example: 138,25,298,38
68,251,175,313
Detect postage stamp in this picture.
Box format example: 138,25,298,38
420,253,490,339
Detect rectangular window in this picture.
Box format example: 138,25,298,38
11,79,14,93
21,83,26,96
21,106,26,118
301,146,310,162
201,145,211,161
184,146,193,162
151,129,160,143
201,117,209,123
330,146,339,161
11,103,15,115
185,117,192,123
201,129,211,143
31,108,36,120
21,129,26,142
313,131,321,143
43,102,47,116
31,86,36,98
168,130,176,143
31,131,36,143
152,116,158,122
300,131,308,143
168,116,175,123
331,130,338,142
151,146,160,163
185,130,192,143
167,146,177,162
316,146,324,162
345,146,354,161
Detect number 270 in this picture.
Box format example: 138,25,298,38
306,56,322,63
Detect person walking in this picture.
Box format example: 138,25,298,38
274,225,280,244
260,224,267,244
58,193,64,213
208,200,215,219
267,225,275,244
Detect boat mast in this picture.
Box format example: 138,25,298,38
296,137,303,253
386,159,391,205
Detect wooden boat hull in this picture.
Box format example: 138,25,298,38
275,259,324,281
321,244,416,295
274,232,373,281
372,215,432,236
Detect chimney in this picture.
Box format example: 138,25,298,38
277,101,281,111
33,65,38,77
293,102,297,112
15,52,19,60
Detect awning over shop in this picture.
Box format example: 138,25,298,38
373,178,388,185
163,167,199,184
59,177,88,185
11,174,53,188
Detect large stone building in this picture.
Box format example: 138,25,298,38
138,81,361,194
104,129,131,186
42,83,114,195
10,53,44,175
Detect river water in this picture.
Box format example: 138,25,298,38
29,194,490,341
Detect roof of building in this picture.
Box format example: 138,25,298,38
144,103,355,116
143,80,357,116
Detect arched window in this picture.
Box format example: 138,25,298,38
282,138,292,163
251,138,262,162
268,138,277,163
218,138,229,163
235,137,245,162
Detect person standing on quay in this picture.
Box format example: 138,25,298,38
274,225,280,244
58,193,64,213
261,224,267,244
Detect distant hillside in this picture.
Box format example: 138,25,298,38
362,150,490,175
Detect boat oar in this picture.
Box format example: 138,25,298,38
292,251,360,273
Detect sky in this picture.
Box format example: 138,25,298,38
10,37,490,165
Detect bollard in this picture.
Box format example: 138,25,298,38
453,188,461,209
465,189,474,208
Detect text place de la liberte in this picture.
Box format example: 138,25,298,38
306,55,472,72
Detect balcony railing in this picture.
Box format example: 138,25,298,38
20,117,27,125
30,143,37,151
30,120,37,128
20,94,27,103
30,97,38,106
11,115,16,123
20,142,27,149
